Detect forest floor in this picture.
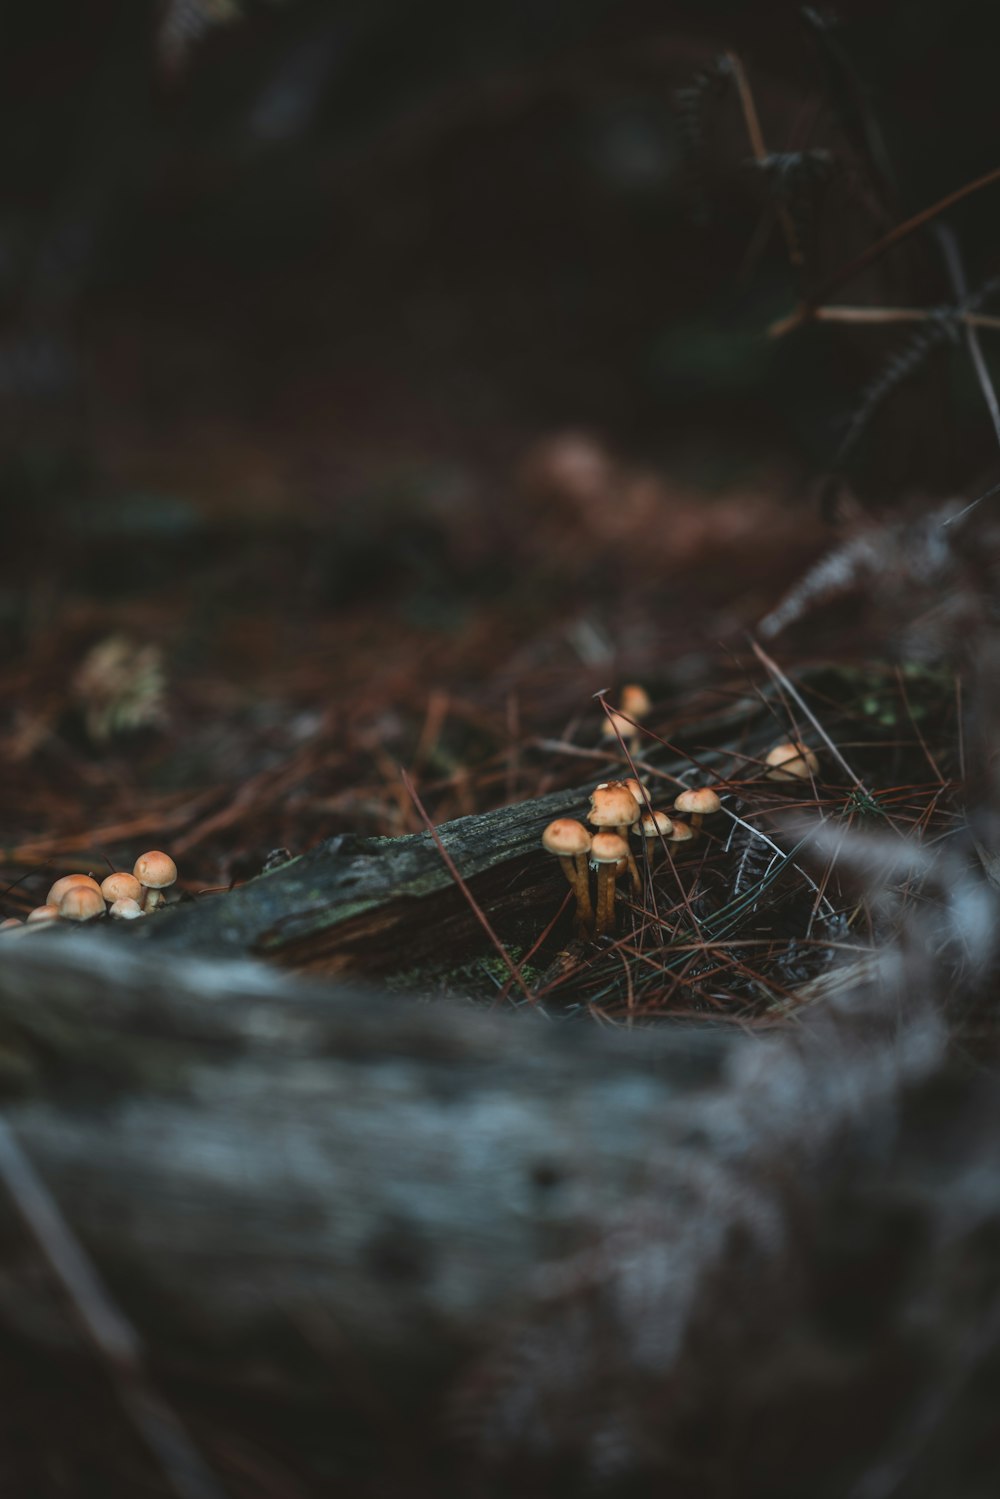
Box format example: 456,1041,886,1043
0,437,967,1027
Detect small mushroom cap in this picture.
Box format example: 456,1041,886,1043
59,885,105,922
765,742,819,781
600,709,640,741
590,831,630,865
620,684,651,718
674,787,722,817
27,904,60,923
637,810,674,838
667,820,695,843
109,897,144,920
589,783,640,828
47,873,102,908
541,819,592,858
101,872,143,905
133,851,178,890
624,778,646,805
0,917,24,930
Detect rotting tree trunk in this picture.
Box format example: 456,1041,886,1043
0,935,739,1481
0,929,995,1499
112,685,785,975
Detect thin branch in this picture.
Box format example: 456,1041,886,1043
770,162,1000,336
810,304,1000,332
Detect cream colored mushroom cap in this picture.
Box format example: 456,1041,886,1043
765,742,819,780
109,897,144,920
637,810,674,838
133,851,178,889
59,885,105,921
667,820,695,843
542,819,592,858
674,787,722,817
47,874,102,909
620,684,651,718
101,872,143,905
589,783,640,827
590,831,630,864
27,905,60,923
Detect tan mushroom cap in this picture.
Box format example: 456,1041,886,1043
667,820,695,843
590,831,630,864
541,819,592,858
589,783,640,828
619,684,651,718
109,897,144,920
133,851,178,890
59,885,105,922
637,810,674,838
0,917,24,930
765,741,819,781
624,778,646,805
101,872,144,905
47,873,102,909
674,787,722,817
27,904,60,923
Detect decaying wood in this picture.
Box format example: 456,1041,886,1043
0,934,735,1381
0,925,997,1499
111,686,788,973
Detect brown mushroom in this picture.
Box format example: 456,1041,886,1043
600,684,650,754
26,905,60,924
635,809,675,870
101,872,144,907
590,831,630,937
765,741,819,782
133,850,178,911
673,786,722,833
47,874,102,909
59,885,105,922
541,820,594,935
589,783,641,892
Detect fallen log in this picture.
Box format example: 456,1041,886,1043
0,925,997,1499
116,681,787,974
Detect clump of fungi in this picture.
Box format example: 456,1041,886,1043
1,849,180,932
542,771,724,939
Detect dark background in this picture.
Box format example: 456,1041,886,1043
1,0,998,880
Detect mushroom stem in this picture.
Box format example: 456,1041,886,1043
595,864,617,937
618,826,642,892
557,854,594,935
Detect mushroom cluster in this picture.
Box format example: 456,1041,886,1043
1,851,178,931
542,779,724,939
